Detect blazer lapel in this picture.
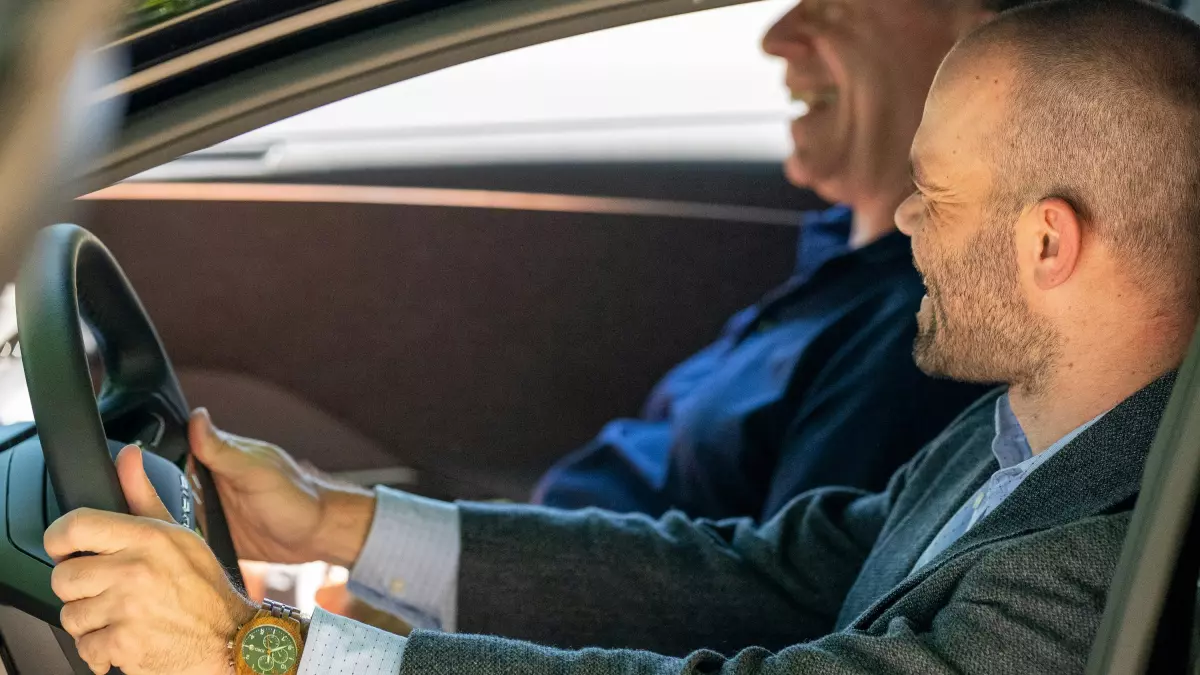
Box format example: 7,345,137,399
835,400,999,627
952,370,1176,547
848,371,1177,629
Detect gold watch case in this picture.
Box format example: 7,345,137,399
232,604,306,675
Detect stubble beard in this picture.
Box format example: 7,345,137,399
912,216,1059,393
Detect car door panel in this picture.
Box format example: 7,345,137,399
79,164,806,500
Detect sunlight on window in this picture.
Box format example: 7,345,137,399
132,0,797,176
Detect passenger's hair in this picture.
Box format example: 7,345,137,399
961,0,1200,311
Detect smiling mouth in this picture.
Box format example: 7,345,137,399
789,89,838,117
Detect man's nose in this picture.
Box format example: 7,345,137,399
761,2,818,60
895,192,923,238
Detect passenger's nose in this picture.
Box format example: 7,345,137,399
762,2,818,62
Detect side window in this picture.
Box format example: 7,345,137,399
134,0,793,181
0,285,26,425
8,1,794,427
79,0,795,625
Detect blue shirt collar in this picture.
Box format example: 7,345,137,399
991,392,1109,470
794,205,852,280
792,205,913,281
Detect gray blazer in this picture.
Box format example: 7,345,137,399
397,373,1175,674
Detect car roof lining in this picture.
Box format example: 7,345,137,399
85,0,759,192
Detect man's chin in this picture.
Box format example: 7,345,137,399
783,150,842,197
784,154,812,189
913,322,958,380
912,334,947,378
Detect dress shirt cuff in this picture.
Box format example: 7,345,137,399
297,607,407,675
347,486,461,632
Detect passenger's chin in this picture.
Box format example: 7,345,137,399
784,153,810,188
783,140,843,195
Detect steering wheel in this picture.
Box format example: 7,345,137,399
14,223,242,584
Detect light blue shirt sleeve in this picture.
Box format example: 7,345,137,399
298,607,408,675
346,486,461,632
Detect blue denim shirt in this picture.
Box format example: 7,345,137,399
534,207,992,520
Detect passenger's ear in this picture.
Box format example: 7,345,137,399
1029,197,1082,291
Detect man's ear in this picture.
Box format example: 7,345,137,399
1029,197,1082,291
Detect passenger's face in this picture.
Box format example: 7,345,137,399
895,56,1057,387
761,0,965,205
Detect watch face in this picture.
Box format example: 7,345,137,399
241,624,298,675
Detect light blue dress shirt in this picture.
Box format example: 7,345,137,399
297,487,461,675
911,394,1106,572
298,394,1106,675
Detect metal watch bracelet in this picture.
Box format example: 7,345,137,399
226,598,311,670
262,599,311,635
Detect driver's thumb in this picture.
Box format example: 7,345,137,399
188,408,230,473
115,445,176,523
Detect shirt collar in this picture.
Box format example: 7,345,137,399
794,206,851,279
793,205,911,281
991,392,1110,471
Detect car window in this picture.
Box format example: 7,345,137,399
131,0,794,180
75,0,797,618
126,0,227,35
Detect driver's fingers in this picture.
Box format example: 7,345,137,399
59,593,118,638
45,508,164,562
115,446,176,524
51,556,128,602
74,629,116,675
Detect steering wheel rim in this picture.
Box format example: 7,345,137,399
15,223,242,584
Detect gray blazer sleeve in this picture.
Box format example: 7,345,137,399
454,456,912,656
396,512,1125,675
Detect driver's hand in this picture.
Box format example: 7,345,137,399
188,409,375,567
46,446,258,675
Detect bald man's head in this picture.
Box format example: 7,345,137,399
959,0,1200,310
895,0,1200,392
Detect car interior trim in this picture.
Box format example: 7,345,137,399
81,181,806,226
330,466,419,487
102,0,399,99
114,0,244,47
1086,310,1200,673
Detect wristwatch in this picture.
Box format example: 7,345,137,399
229,599,309,675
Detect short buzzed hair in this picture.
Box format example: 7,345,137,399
959,0,1200,311
975,0,1182,15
